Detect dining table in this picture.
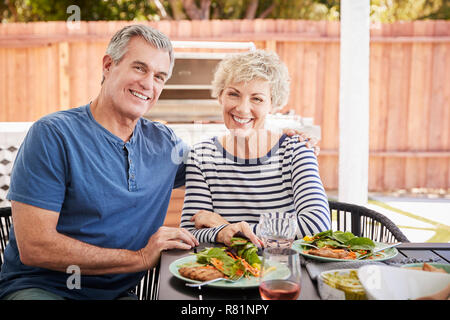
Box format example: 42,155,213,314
157,242,450,301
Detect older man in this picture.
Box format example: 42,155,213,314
0,25,199,300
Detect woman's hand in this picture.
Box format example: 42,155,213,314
216,221,263,248
283,129,320,156
191,210,230,229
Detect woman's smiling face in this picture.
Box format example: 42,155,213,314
219,79,272,136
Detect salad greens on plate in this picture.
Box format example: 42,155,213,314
295,230,386,261
307,230,375,252
180,237,261,279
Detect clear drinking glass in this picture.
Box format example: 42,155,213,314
258,212,297,248
259,247,302,300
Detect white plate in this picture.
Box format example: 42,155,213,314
292,240,398,262
358,265,450,300
169,254,290,289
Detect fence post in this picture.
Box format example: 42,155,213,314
338,0,370,205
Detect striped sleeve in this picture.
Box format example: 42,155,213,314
290,139,331,237
180,147,226,243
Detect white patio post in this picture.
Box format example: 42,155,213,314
338,0,370,205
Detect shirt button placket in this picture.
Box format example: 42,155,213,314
128,148,137,192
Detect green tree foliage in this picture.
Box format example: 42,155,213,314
370,0,449,22
1,0,448,23
269,0,340,20
1,0,159,22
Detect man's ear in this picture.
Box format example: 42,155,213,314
102,55,114,79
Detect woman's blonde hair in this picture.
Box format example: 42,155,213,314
211,49,290,110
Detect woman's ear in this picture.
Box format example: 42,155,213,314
218,90,224,105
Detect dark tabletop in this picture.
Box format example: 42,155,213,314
157,242,450,300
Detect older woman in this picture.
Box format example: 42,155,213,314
180,50,330,246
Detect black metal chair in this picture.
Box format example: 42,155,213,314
0,206,158,300
133,263,159,300
0,207,12,266
328,200,409,243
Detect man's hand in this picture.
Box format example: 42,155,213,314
283,129,320,156
191,210,230,229
216,221,262,248
140,226,199,269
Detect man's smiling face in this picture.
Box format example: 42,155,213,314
102,36,171,121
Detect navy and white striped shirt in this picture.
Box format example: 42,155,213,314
180,134,331,243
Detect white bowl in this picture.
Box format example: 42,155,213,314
358,265,450,300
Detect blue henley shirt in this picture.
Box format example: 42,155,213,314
0,104,188,299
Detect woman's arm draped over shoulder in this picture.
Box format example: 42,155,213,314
290,139,331,237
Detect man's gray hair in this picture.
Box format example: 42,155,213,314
104,24,174,81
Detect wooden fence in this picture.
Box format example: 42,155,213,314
0,20,449,192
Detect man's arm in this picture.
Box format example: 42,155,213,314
12,201,198,275
12,201,144,274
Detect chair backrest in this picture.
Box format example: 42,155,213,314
0,207,13,265
328,201,409,243
134,264,160,300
